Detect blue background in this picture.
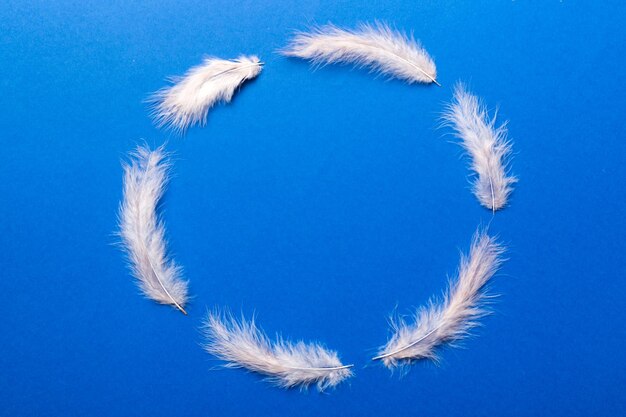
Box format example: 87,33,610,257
1,1,625,415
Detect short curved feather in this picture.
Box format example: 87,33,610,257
118,145,188,314
443,83,517,211
149,55,262,133
283,22,438,85
203,311,353,391
374,230,504,369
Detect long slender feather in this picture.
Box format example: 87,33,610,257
373,230,504,369
443,83,517,211
118,145,188,314
282,22,439,85
203,311,353,391
149,55,262,132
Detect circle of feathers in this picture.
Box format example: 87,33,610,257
118,21,516,392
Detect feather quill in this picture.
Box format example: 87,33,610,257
149,55,262,132
203,311,353,391
443,83,516,211
373,230,503,368
282,22,439,85
118,145,188,314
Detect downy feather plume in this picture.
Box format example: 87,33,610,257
119,145,188,314
282,22,439,85
149,55,262,132
203,311,353,391
443,83,516,211
373,230,503,369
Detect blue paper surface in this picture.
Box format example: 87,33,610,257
1,1,625,415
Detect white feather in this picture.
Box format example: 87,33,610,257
443,83,517,211
203,311,353,391
149,55,262,132
282,22,439,85
373,230,503,368
118,145,188,314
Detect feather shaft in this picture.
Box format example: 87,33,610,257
203,311,353,391
283,23,438,85
118,145,188,314
443,83,517,210
374,230,504,368
371,327,437,360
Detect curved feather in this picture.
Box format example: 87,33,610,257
118,145,188,314
203,311,353,391
149,55,262,132
283,22,439,85
374,230,503,368
443,83,517,211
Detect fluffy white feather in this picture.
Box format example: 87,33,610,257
149,55,262,132
118,145,188,314
282,22,439,85
203,311,353,391
373,230,503,368
443,83,517,211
